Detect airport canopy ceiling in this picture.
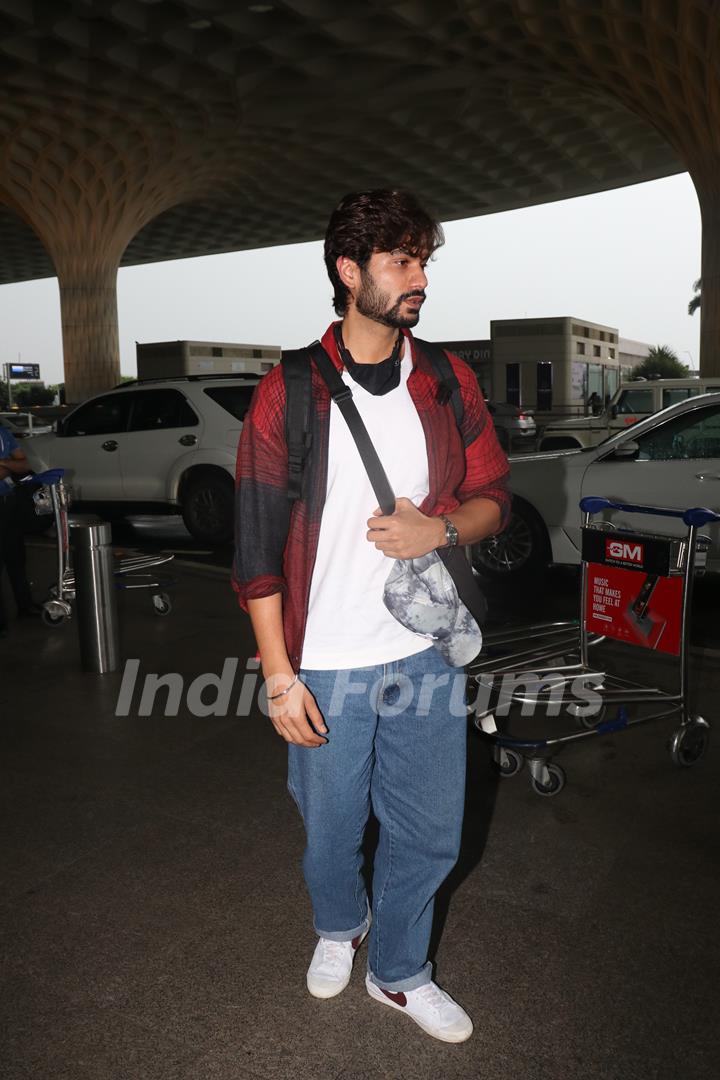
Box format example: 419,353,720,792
0,0,690,285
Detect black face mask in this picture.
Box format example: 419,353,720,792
334,325,403,396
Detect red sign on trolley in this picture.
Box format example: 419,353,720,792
582,529,683,655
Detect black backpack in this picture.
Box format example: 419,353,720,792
281,338,465,502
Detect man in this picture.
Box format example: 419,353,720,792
0,423,36,633
234,189,509,1043
587,391,602,416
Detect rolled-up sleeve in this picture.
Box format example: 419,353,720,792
232,367,292,610
452,359,512,531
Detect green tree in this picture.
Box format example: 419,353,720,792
631,345,690,380
688,277,701,316
12,382,56,406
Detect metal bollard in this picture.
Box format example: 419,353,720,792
70,517,120,673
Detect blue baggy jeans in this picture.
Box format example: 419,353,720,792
287,646,467,992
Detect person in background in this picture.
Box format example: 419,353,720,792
587,391,602,415
0,423,39,634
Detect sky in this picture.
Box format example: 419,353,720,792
0,171,702,386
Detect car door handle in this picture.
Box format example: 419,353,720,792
102,440,118,452
178,434,198,446
695,473,720,481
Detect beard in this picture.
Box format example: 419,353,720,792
355,268,424,328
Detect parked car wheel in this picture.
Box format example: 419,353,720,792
181,470,234,544
472,499,549,580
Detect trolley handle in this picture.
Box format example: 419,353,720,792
20,468,66,487
580,496,720,528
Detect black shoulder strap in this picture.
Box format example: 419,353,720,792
413,338,465,431
308,342,396,516
281,346,314,502
281,338,465,506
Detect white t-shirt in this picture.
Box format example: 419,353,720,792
300,343,433,670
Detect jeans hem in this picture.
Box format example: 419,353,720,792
314,913,369,943
366,960,433,992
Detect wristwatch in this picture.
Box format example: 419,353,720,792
440,514,459,548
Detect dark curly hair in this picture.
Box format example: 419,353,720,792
324,189,445,315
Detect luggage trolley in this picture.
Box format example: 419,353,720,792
469,496,720,797
25,469,177,625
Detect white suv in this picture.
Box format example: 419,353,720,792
24,376,260,543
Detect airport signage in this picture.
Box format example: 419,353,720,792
8,363,41,380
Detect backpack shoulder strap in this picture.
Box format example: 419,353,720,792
281,346,314,502
414,338,465,431
308,341,396,516
281,338,468,502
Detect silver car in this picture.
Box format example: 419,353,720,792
487,401,536,452
474,392,720,579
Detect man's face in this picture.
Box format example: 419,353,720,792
354,249,429,328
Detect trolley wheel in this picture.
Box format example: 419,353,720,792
152,592,172,616
493,746,524,778
42,609,66,626
567,702,607,730
669,718,709,768
41,599,71,626
530,762,566,797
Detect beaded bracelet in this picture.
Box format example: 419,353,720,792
267,673,300,701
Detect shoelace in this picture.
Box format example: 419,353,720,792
318,939,351,969
414,982,453,1015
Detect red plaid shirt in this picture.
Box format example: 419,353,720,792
233,323,510,670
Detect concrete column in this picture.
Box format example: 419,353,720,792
0,97,206,405
698,190,720,378
504,2,720,377
57,258,121,404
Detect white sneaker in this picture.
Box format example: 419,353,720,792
365,975,473,1043
306,927,369,999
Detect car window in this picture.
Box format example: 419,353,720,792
203,385,256,422
635,403,720,461
63,394,131,437
616,388,654,414
662,388,696,408
128,389,198,431
2,413,28,429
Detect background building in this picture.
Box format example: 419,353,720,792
434,339,492,395
438,320,658,416
491,317,635,418
618,338,652,374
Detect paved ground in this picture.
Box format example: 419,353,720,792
1,541,719,1080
